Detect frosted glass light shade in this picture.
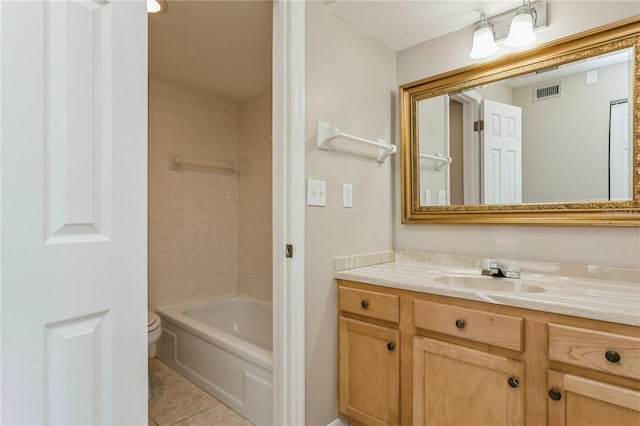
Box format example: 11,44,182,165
505,12,536,47
147,0,168,14
147,0,161,13
470,26,499,59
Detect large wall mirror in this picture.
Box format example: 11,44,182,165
400,17,640,226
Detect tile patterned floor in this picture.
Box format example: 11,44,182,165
148,358,253,426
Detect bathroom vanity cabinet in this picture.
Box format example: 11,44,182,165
337,279,640,426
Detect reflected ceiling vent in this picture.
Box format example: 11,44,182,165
533,82,561,101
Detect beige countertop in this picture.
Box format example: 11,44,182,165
334,256,640,326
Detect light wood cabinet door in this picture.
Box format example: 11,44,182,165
339,317,400,426
547,370,640,426
413,336,524,426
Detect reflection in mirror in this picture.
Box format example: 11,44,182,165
417,47,634,206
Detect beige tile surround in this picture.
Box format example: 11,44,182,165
148,78,272,309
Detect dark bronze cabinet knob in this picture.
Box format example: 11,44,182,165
548,389,562,401
455,319,465,329
605,350,621,363
507,377,519,388
360,300,369,309
387,342,395,351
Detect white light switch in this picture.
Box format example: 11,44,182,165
307,179,326,206
342,183,352,208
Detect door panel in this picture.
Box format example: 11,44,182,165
45,0,111,242
339,317,400,426
548,370,640,426
481,99,522,204
1,1,148,424
413,336,524,426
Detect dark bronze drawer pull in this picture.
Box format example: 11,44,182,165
548,389,562,401
507,377,519,388
605,350,621,363
455,319,465,329
360,299,369,309
387,342,395,351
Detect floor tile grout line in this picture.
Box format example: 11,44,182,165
166,404,216,426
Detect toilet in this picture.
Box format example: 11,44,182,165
148,310,162,357
148,311,162,400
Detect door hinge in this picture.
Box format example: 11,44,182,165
473,120,484,132
286,244,293,258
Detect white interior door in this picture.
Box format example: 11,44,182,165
1,1,148,424
609,100,630,200
481,99,522,204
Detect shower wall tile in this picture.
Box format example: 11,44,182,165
238,94,272,302
149,78,240,310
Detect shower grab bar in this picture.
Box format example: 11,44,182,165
170,154,236,175
420,153,452,171
316,120,396,163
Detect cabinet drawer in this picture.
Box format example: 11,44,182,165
339,286,399,323
548,323,640,380
413,299,523,351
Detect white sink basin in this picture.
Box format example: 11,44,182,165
433,275,545,293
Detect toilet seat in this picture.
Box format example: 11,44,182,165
148,311,161,332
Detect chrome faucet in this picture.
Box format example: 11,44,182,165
482,259,520,279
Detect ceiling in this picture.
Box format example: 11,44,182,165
148,0,272,101
325,0,525,51
148,1,528,98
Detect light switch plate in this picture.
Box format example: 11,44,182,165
307,179,326,206
342,183,352,208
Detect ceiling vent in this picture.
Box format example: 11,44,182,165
533,82,561,101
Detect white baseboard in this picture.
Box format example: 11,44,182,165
326,419,349,426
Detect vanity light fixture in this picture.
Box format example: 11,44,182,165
147,0,168,14
505,0,537,47
469,13,499,59
468,1,547,59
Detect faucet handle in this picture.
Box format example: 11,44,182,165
481,258,499,276
504,261,520,279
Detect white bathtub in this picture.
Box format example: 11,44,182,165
157,296,272,425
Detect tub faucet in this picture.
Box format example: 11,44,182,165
482,259,520,279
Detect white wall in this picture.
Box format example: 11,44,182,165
513,61,630,202
305,2,396,424
395,2,640,269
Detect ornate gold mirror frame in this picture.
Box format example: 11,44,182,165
400,17,640,226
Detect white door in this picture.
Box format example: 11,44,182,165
609,100,630,200
1,1,148,424
481,99,522,204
